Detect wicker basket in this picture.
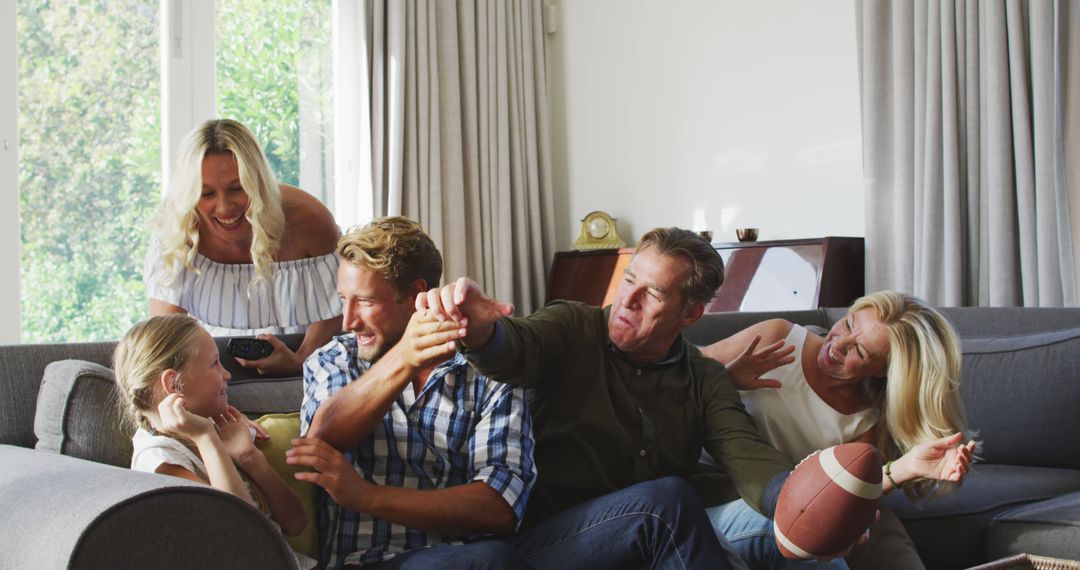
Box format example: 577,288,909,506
970,554,1080,570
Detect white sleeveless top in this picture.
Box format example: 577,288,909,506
144,239,342,336
738,324,878,462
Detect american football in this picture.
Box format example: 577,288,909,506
773,442,882,559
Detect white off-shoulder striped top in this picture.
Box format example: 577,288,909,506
144,239,342,337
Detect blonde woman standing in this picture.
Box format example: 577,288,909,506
145,119,341,376
700,291,977,570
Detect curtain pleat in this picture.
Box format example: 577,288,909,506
858,0,1076,307
364,0,554,314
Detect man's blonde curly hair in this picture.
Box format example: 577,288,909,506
338,216,442,297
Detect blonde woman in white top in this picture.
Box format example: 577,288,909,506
701,291,976,570
146,119,341,376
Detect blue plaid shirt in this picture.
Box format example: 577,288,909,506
301,333,536,568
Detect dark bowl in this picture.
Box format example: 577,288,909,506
736,228,759,242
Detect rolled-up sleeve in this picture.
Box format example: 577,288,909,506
301,337,360,436
468,380,536,529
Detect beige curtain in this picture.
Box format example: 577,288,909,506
364,0,555,314
857,0,1077,307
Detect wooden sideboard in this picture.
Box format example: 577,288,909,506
546,237,865,312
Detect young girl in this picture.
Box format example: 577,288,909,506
113,314,309,557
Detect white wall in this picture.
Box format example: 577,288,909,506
545,0,864,250
0,2,20,343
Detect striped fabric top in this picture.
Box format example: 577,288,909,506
144,239,342,336
301,336,536,568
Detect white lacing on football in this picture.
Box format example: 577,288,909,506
819,446,882,500
773,521,817,560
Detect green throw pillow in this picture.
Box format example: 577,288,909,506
255,412,319,561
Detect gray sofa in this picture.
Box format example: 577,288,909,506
0,335,306,569
2,308,1079,568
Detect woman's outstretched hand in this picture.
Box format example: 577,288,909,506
724,335,795,390
892,433,976,486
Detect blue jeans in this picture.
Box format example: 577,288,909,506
707,499,848,570
511,476,739,570
366,540,525,569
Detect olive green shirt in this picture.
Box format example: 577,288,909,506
464,301,792,525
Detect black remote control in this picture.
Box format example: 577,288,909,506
226,337,274,360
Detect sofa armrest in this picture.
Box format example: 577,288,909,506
0,445,298,569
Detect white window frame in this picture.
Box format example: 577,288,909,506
0,1,19,344
332,0,373,229
161,0,216,187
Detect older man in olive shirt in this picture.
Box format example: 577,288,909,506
420,227,794,569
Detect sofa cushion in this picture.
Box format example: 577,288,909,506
254,412,318,560
34,360,132,468
961,328,1080,470
884,464,1080,569
987,491,1080,561
0,341,115,449
683,310,831,346
229,377,304,416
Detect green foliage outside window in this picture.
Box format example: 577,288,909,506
217,0,333,199
18,0,161,343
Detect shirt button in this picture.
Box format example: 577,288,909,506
640,449,647,456
636,369,642,376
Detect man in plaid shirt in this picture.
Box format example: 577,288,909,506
289,217,535,569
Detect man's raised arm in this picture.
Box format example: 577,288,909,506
302,312,465,450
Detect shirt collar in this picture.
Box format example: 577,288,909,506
601,305,686,369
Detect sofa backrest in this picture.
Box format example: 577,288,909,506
686,306,1080,471
0,334,307,450
0,341,115,448
683,310,832,347
960,328,1080,470
936,307,1080,337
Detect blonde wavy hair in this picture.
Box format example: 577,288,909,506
148,119,285,288
113,314,204,431
338,216,443,297
854,291,970,499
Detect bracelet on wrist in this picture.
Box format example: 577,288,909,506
885,460,904,489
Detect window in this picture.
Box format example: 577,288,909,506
17,0,162,342
216,0,334,207
13,0,340,343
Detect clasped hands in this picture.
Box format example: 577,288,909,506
414,277,514,349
